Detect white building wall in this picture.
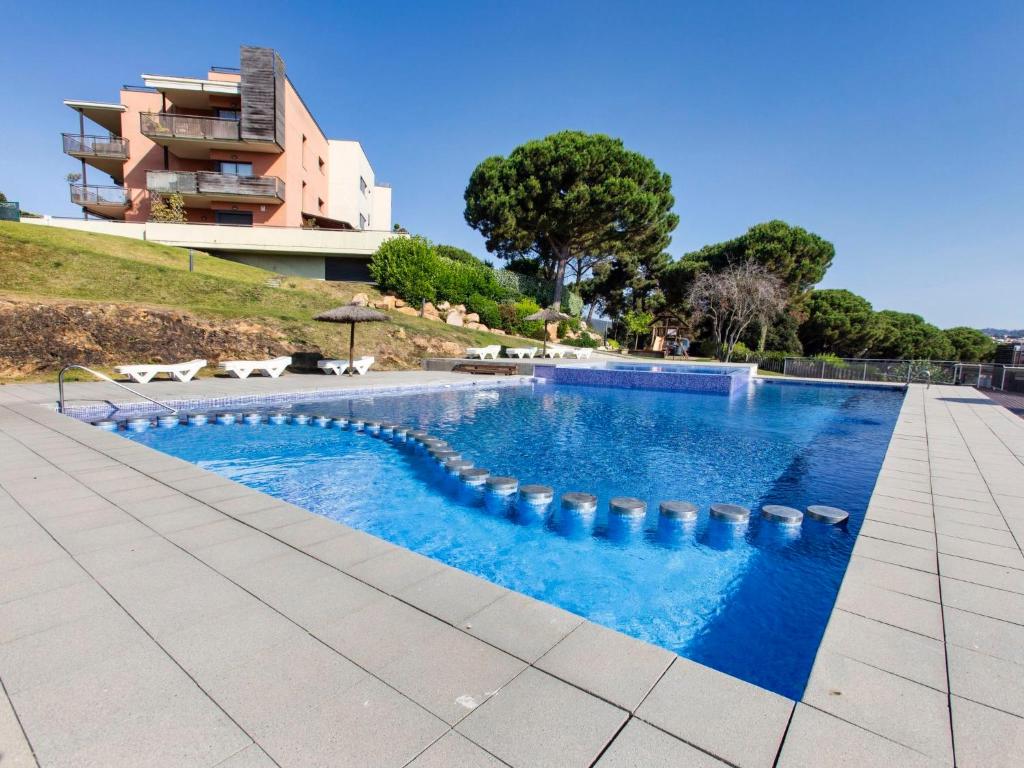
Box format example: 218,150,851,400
327,139,391,230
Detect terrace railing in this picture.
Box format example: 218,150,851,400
744,355,959,385
62,133,129,158
69,184,129,207
140,112,241,142
146,170,285,201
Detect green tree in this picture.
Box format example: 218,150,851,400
799,289,879,357
622,309,655,350
464,130,678,307
870,311,954,359
942,327,997,362
149,192,186,223
434,244,478,264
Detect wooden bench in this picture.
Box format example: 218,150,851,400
452,363,518,376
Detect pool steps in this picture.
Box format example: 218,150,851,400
96,413,850,531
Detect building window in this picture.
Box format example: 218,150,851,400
218,161,253,176
359,176,368,195
359,213,367,229
318,156,325,173
317,197,325,212
215,109,240,120
301,134,307,169
215,211,253,226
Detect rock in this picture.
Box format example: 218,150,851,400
466,322,488,331
373,295,396,310
453,304,466,314
351,293,370,307
546,322,559,342
464,312,480,324
396,306,419,316
491,329,506,336
394,298,406,308
436,301,451,313
445,311,464,326
440,341,463,356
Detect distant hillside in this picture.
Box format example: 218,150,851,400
981,328,1024,338
0,222,529,381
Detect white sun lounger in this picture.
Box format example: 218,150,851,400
541,348,568,359
564,348,593,359
318,356,375,376
115,359,207,384
218,356,292,379
465,345,501,360
504,347,538,359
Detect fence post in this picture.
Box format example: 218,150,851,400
188,248,194,272
820,359,826,379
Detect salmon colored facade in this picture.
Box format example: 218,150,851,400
64,46,387,232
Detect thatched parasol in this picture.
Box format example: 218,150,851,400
314,304,388,376
525,306,571,355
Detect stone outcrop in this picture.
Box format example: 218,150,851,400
350,292,370,307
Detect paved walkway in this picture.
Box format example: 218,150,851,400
0,377,1021,766
984,388,1024,419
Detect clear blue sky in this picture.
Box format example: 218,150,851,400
2,1,1020,328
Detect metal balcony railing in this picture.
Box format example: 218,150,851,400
69,184,129,207
140,112,241,142
146,170,285,201
62,133,129,158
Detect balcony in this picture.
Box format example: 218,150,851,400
140,112,280,158
62,133,129,183
69,184,130,219
146,170,285,206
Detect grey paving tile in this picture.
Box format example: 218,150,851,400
143,503,226,534
861,520,936,550
0,684,37,768
595,718,728,767
803,651,952,763
0,556,90,605
10,640,250,768
951,695,1024,768
820,609,947,690
211,492,286,518
121,491,211,519
535,621,674,711
937,553,1024,594
853,536,937,573
321,597,524,725
0,537,67,576
935,518,1018,547
205,635,447,768
776,703,942,768
457,667,628,768
303,528,395,569
866,506,935,531
944,606,1024,664
396,567,508,625
947,645,1024,717
52,518,156,555
463,591,583,663
835,579,944,640
347,547,445,594
940,577,1024,625
191,530,294,573
0,578,113,644
844,555,940,602
265,515,351,548
635,658,793,768
212,744,277,768
165,518,256,551
406,731,507,768
937,535,1024,569
234,502,314,531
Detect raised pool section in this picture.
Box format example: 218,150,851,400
534,360,754,395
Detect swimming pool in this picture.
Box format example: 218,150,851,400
116,379,903,699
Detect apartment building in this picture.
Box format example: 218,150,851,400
60,45,395,279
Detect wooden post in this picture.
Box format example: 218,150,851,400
348,323,355,377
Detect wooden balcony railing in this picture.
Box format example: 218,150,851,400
69,184,129,207
146,171,285,201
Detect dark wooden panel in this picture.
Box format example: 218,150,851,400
196,172,284,200
240,46,282,147
274,51,286,150
325,257,372,282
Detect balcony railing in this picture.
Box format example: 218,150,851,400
140,112,241,142
62,133,129,158
146,170,285,201
70,184,129,207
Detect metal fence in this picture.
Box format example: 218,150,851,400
744,356,959,385
954,364,1024,393
0,201,19,221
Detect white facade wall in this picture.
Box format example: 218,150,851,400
326,139,390,231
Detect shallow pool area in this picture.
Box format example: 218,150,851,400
114,379,903,699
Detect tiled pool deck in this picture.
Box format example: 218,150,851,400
1,373,1022,767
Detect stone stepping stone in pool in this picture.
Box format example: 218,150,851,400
761,505,804,525
460,468,490,486
710,503,751,523
561,492,598,514
485,476,519,496
806,505,849,525
659,500,698,521
609,497,646,516
519,484,554,505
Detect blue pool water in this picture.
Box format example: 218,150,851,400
120,379,903,699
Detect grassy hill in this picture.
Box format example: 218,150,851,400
0,221,527,382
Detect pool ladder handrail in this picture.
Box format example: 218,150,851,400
57,364,178,415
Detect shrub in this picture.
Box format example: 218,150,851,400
561,290,584,318
369,236,438,304
557,316,581,337
562,334,598,348
497,298,544,338
605,338,621,350
149,192,186,223
466,293,501,328
434,244,478,264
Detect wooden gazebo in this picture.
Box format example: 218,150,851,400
648,311,689,356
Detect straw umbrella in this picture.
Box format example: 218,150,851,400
314,304,388,375
525,306,571,356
